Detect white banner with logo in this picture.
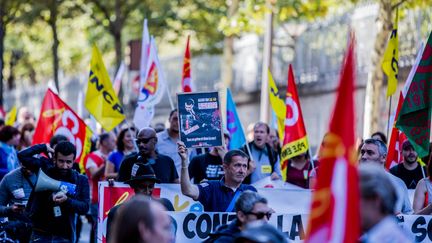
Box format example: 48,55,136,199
97,182,428,243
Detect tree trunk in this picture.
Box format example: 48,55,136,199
0,14,5,107
7,50,21,90
114,31,122,74
221,0,239,89
49,1,60,93
363,0,393,137
113,0,122,70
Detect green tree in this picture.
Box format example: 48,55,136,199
79,0,179,70
0,0,27,106
363,0,432,136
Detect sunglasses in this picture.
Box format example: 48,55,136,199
247,211,272,220
135,137,156,144
133,183,155,190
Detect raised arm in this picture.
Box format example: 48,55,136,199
413,179,432,215
177,141,199,200
18,144,54,170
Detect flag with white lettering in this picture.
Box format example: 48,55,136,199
280,65,309,182
33,89,92,170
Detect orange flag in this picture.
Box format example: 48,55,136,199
181,35,193,92
281,64,309,181
306,33,359,242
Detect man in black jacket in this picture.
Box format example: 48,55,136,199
18,141,90,242
204,191,272,242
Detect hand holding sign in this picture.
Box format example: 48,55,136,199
177,141,188,164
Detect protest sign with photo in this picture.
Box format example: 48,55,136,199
177,91,223,148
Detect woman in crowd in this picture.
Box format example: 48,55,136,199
105,127,136,179
18,122,35,150
285,151,317,189
413,161,432,214
0,126,20,180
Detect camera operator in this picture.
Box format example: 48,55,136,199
0,162,35,242
18,141,90,242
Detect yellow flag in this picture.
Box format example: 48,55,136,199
5,106,17,126
382,10,399,98
268,70,286,139
85,45,125,131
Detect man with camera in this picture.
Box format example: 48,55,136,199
0,162,35,242
18,141,90,242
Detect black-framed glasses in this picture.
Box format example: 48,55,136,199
135,137,156,144
247,211,272,220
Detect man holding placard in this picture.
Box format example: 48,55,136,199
179,142,256,212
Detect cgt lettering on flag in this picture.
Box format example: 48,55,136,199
88,70,124,115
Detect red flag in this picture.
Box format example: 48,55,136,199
181,35,193,92
280,64,309,181
0,106,5,118
385,92,407,170
33,89,92,171
306,34,359,242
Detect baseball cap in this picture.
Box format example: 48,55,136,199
402,140,413,150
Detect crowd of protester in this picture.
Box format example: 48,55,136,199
0,106,430,242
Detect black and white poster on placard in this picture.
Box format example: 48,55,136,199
177,91,223,148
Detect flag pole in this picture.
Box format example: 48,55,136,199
386,95,393,139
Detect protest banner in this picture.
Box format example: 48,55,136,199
280,65,309,182
181,35,193,92
177,91,223,148
133,37,167,129
85,45,125,131
268,70,286,140
306,34,359,242
398,214,432,242
4,105,16,126
382,9,399,98
168,212,308,243
396,30,432,158
98,183,426,243
226,88,246,150
32,89,92,170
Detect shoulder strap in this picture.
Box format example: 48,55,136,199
266,144,276,173
225,189,242,212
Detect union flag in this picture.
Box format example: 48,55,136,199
33,89,92,171
182,35,193,92
306,33,359,243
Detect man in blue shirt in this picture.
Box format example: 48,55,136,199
179,142,256,212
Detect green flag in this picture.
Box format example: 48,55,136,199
395,31,432,158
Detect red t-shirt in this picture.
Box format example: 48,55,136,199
85,151,105,204
286,160,318,189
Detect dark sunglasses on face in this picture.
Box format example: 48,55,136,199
134,183,155,190
135,137,156,144
247,211,272,220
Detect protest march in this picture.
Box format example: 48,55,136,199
1,2,432,243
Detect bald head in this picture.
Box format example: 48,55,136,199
136,127,158,157
138,127,157,138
